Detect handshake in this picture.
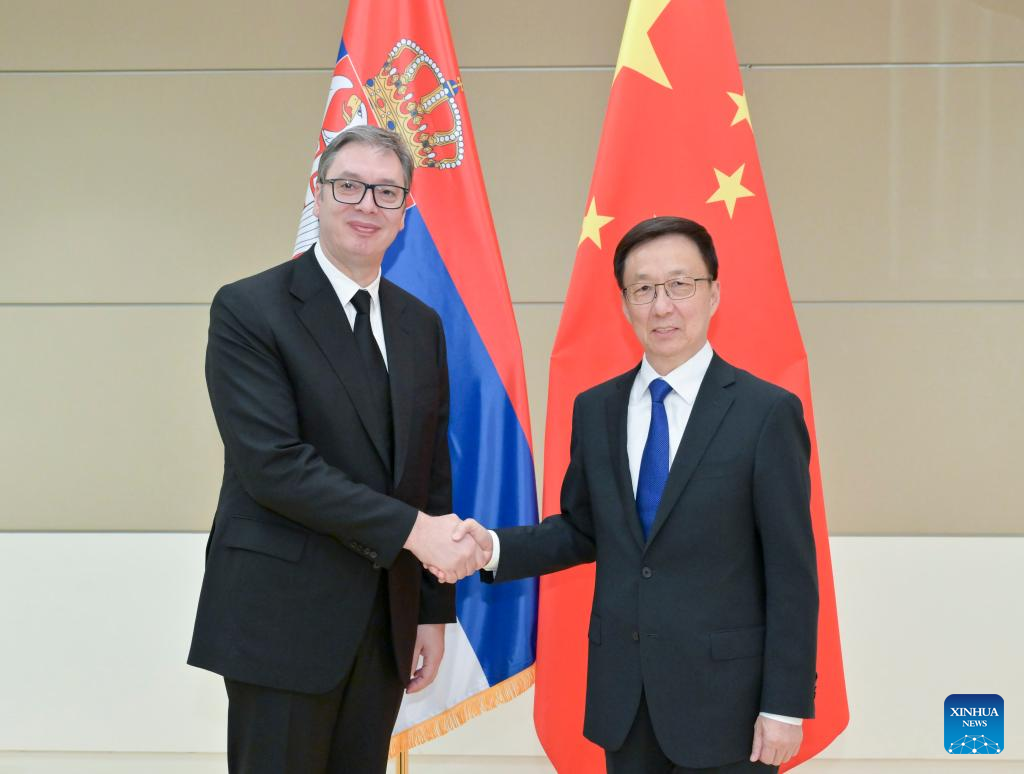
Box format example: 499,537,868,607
403,512,493,583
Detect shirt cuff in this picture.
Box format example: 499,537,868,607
483,530,501,572
759,712,802,726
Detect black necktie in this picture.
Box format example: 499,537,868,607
351,289,393,467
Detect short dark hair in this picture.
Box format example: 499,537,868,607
317,125,415,189
612,216,719,288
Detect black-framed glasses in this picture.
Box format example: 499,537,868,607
321,178,409,209
623,277,713,305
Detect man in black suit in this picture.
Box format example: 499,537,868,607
453,217,818,773
188,126,485,773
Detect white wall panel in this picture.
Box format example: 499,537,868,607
0,534,223,751
1,534,1021,761
823,537,1022,760
1,755,1022,774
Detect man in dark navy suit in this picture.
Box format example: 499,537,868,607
453,217,818,773
189,126,486,774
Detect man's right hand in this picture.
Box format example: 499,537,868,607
450,518,492,558
404,513,488,583
423,518,494,584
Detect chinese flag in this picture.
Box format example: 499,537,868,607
535,1,849,771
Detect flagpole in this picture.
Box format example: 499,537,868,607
396,751,410,773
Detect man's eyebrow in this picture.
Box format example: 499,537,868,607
333,170,403,185
629,269,691,280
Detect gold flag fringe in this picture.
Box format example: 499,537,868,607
388,665,536,758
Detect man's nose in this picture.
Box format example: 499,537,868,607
356,189,379,212
651,287,675,315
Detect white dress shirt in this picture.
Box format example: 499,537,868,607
485,339,798,724
626,341,713,492
314,242,388,369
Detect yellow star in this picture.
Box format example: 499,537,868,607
727,91,750,127
578,197,615,248
706,164,755,218
613,0,673,89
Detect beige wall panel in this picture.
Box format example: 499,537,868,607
467,70,609,304
512,303,562,497
4,0,1021,71
728,0,1024,64
0,304,561,532
449,0,627,67
0,69,605,304
0,0,628,71
509,301,1024,536
798,302,1024,535
14,68,1019,308
0,306,221,531
0,72,326,304
0,0,348,71
748,66,1024,301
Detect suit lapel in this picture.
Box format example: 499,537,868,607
380,280,414,489
290,249,392,471
606,367,646,550
645,355,736,548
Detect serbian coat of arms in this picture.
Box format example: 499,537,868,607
294,40,465,257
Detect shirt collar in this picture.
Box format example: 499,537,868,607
632,340,714,405
314,241,383,308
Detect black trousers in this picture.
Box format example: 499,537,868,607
606,693,778,774
224,579,406,774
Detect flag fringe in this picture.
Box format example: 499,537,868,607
388,665,536,758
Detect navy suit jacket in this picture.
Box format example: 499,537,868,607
488,354,817,768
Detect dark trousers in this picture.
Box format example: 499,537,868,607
606,693,778,774
224,579,405,774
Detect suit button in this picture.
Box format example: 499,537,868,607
641,567,653,579
369,551,378,559
632,631,640,641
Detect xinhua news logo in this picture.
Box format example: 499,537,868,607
945,694,1003,755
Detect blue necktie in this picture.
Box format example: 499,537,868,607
636,378,673,541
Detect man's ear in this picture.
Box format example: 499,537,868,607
312,179,323,220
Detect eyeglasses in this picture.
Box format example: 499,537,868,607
321,178,409,209
622,277,713,305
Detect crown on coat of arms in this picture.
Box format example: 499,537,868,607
364,39,465,170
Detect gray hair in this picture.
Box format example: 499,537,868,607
316,125,414,189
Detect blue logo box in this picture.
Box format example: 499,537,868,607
945,694,1003,754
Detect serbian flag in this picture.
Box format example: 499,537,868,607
293,0,538,756
536,1,848,771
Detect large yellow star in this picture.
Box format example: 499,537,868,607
578,197,615,249
613,0,673,88
706,164,755,218
727,91,750,127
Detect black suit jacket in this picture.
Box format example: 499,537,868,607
188,248,454,694
488,354,817,768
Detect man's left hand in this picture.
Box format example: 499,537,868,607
406,623,445,694
750,715,802,766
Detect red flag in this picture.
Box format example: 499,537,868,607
535,1,848,771
294,0,539,756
